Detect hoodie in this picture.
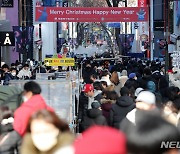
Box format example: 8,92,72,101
110,96,135,128
13,95,54,136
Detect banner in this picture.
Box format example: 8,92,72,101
176,1,180,26
44,58,75,66
35,7,149,22
13,26,34,53
171,51,180,69
119,34,135,55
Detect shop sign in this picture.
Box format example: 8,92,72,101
171,51,180,69
0,32,15,46
1,0,13,7
44,58,75,66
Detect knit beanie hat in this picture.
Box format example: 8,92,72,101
91,101,101,109
147,81,156,93
135,88,144,97
136,91,156,105
129,73,136,79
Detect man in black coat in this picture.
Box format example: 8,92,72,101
82,63,96,84
110,87,135,129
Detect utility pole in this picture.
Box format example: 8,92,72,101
125,0,127,55
150,0,154,60
165,0,169,78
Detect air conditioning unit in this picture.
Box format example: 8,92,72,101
170,34,178,43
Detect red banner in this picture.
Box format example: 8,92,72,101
138,0,147,7
35,7,149,22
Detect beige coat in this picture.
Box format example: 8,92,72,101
21,132,75,154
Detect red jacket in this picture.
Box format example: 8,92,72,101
13,94,54,136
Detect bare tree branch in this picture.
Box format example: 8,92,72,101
106,0,112,7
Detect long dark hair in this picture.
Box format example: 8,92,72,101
26,109,69,133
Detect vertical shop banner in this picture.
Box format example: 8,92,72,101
63,1,68,7
176,1,180,26
138,0,147,7
35,7,149,22
127,0,138,7
119,34,135,55
13,26,34,53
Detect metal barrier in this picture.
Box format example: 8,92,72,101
36,73,54,80
9,75,79,132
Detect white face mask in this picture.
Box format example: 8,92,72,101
11,72,16,76
31,130,59,152
22,96,28,102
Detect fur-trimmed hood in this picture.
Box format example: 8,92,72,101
100,99,116,104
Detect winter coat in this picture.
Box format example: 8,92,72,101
81,109,107,131
0,130,21,154
110,96,135,129
78,91,102,120
82,68,96,84
17,69,32,79
3,72,14,85
13,95,54,136
21,131,75,154
78,92,88,121
101,99,116,125
119,76,128,87
112,82,122,97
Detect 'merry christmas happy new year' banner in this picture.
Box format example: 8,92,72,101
35,7,149,22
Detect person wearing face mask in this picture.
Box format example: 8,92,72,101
100,70,112,86
21,110,75,154
17,64,32,79
10,68,18,80
1,64,14,85
13,81,54,137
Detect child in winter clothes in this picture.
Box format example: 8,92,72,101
81,101,107,131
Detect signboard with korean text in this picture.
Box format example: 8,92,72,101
35,7,149,22
44,58,75,66
171,51,180,69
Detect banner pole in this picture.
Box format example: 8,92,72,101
0,46,1,67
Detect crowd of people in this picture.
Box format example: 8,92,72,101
0,57,180,154
0,60,70,85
